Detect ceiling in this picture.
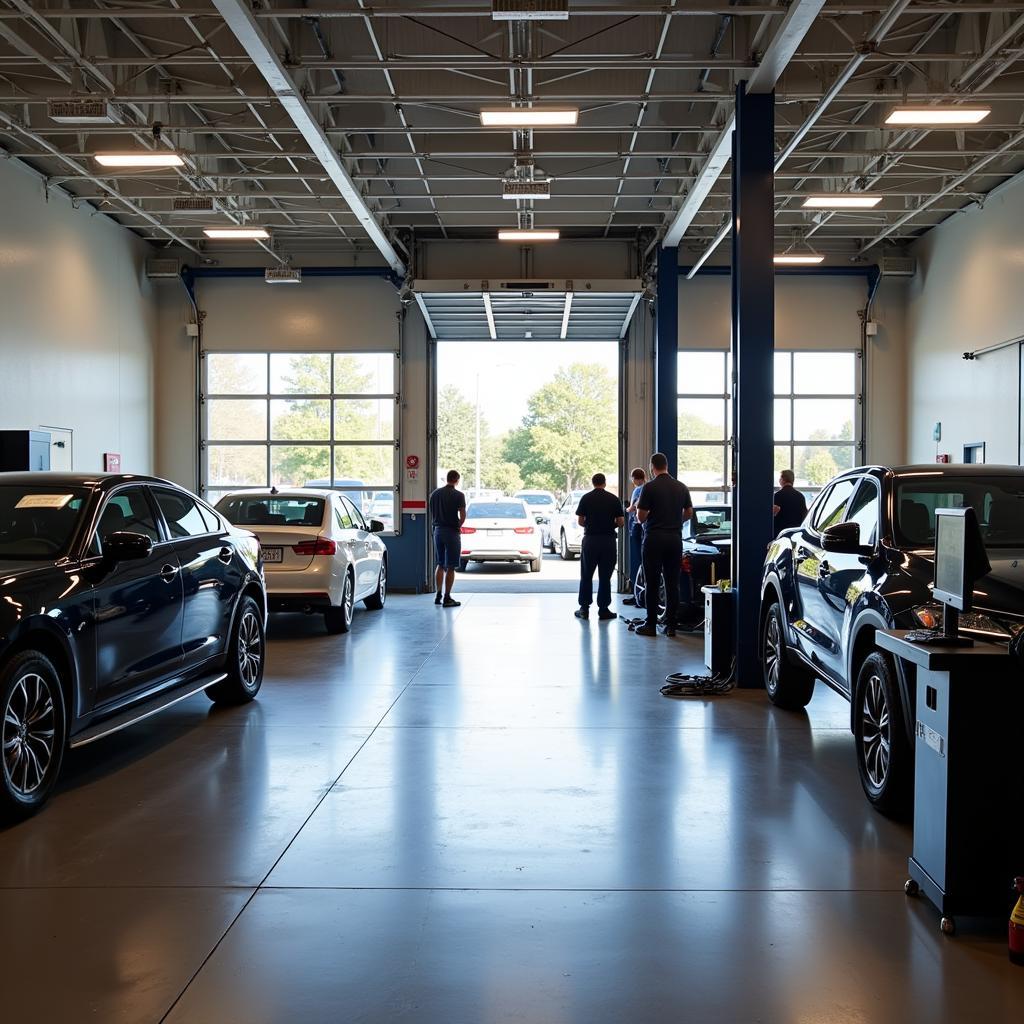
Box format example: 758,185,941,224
1,1,1023,272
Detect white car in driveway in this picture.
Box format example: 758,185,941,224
513,489,558,524
459,498,543,572
542,490,586,559
215,488,387,634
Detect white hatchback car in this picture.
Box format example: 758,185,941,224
542,489,586,559
215,489,387,634
459,498,543,573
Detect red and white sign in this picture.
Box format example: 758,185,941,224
405,454,421,470
104,452,122,472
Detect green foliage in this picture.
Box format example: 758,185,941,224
437,385,482,485
800,449,840,486
485,460,524,494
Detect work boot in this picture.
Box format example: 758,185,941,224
575,607,589,620
635,623,658,637
443,596,461,608
598,609,617,621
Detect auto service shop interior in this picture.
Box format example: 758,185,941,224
2,1,1024,1020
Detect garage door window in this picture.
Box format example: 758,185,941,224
203,352,398,531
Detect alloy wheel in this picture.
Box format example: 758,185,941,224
378,563,387,603
344,575,354,624
237,610,263,690
634,570,646,610
560,533,568,559
764,613,782,695
3,672,55,797
861,674,891,790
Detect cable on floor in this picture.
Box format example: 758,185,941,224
660,661,735,698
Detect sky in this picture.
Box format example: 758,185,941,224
436,341,619,435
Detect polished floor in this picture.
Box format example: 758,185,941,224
1,591,1020,1022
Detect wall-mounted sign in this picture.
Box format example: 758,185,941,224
104,452,122,472
405,454,421,470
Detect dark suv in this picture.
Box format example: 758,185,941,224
759,465,1024,816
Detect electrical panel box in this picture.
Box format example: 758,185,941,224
0,430,51,471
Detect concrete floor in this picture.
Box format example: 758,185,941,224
0,592,1020,1022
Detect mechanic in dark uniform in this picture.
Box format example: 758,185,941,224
574,473,625,621
772,469,808,537
635,452,693,637
428,469,466,607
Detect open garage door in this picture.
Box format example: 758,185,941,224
412,278,643,342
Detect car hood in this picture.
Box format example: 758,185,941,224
906,548,1024,613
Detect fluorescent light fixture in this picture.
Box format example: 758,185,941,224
203,227,271,240
498,229,560,241
774,254,825,265
802,194,882,209
885,106,990,126
480,107,578,127
95,151,185,167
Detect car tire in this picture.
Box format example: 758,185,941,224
854,651,913,818
0,650,66,821
324,572,355,635
559,532,576,561
364,560,387,611
207,595,265,705
761,601,815,710
530,555,542,573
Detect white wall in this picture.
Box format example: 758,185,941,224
677,273,907,465
905,174,1024,465
0,158,157,472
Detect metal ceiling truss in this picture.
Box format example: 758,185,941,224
0,0,1022,264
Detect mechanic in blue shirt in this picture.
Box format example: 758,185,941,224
574,473,625,621
428,469,466,607
622,467,646,606
773,469,808,537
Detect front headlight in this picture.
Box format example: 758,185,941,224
911,603,942,630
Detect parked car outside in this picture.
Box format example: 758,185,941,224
542,489,587,559
216,488,387,634
459,498,543,572
633,505,732,622
0,473,267,819
760,464,1024,816
513,490,558,525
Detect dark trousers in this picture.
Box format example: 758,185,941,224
579,534,617,610
642,531,682,627
628,526,643,588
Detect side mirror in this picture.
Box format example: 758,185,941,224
821,522,871,555
369,519,386,533
104,531,154,561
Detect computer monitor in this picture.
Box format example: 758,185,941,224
932,506,990,613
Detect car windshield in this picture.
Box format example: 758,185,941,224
467,502,527,519
0,485,90,559
518,494,552,506
217,495,325,528
895,476,1024,549
686,508,733,538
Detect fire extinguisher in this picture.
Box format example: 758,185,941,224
1010,877,1024,965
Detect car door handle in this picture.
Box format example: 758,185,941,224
218,546,233,564
160,563,180,582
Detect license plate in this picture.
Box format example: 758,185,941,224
487,529,503,536
262,546,283,563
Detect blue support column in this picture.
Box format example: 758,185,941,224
731,82,775,688
655,246,679,474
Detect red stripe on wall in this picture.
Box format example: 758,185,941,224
402,500,426,510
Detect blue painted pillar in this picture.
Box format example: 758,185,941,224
731,82,775,688
655,246,679,474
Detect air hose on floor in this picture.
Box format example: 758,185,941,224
660,663,735,698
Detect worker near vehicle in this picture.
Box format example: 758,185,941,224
574,473,625,621
622,467,647,606
635,453,693,638
429,469,466,608
773,469,808,537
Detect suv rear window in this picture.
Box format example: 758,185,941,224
217,495,325,528
896,476,1024,548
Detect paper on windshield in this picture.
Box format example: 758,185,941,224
15,494,74,509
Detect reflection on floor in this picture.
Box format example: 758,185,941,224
0,593,1020,1022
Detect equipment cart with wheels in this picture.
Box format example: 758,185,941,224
877,630,1023,935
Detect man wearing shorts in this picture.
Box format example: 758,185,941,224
429,469,466,607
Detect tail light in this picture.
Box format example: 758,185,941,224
292,538,337,556
681,555,693,573
514,526,535,535
461,526,476,534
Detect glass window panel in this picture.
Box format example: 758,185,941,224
207,399,266,441
270,353,331,394
207,445,267,488
207,353,266,395
153,489,210,538
366,491,396,531
333,446,394,488
774,445,792,475
794,445,855,488
677,351,726,394
334,398,395,442
794,352,856,395
678,398,726,441
688,490,729,506
846,479,880,545
774,399,791,441
678,444,726,489
270,399,330,441
334,353,395,395
774,352,791,395
792,399,856,442
271,445,331,488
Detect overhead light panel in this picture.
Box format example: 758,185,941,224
802,194,882,209
203,227,270,240
498,229,560,241
48,98,118,124
885,106,990,125
95,151,185,168
265,266,302,284
480,107,578,127
774,254,825,265
502,179,551,199
492,0,569,20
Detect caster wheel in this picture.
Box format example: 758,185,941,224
940,916,956,936
904,879,920,897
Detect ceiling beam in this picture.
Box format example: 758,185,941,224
211,0,405,275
